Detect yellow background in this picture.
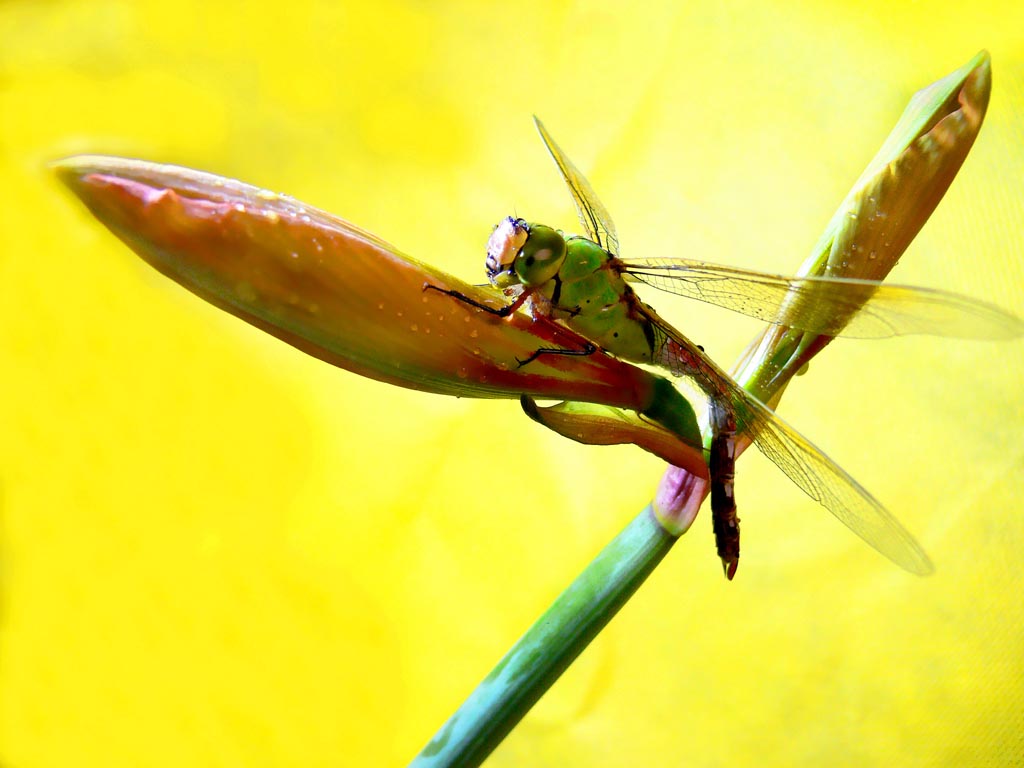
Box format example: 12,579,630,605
2,2,1023,765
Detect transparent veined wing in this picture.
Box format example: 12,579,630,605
532,118,1022,340
533,116,620,256
623,257,1024,340
641,306,935,575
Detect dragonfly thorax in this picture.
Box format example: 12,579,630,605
486,216,567,290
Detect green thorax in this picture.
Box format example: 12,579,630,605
537,236,655,364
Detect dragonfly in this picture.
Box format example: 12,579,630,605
431,117,1023,578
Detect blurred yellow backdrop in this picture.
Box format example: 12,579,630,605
2,1,1023,765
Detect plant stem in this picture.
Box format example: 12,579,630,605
410,505,677,768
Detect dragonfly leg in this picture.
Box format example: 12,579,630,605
422,282,594,367
422,283,519,317
423,283,539,320
709,401,739,580
515,340,598,369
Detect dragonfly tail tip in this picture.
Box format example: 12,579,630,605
722,558,739,580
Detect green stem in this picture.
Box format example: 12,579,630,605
410,506,677,768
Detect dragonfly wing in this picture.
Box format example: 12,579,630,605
640,305,934,574
622,257,1024,340
731,382,935,574
533,116,620,255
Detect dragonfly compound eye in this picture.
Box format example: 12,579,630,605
515,224,566,287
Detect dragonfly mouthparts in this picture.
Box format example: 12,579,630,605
485,216,529,285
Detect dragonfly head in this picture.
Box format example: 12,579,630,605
486,216,529,288
486,216,566,289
